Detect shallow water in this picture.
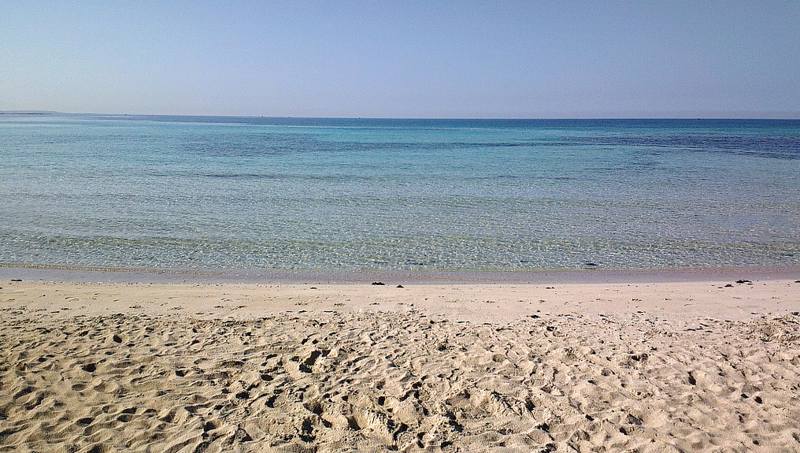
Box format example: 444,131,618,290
1,114,799,272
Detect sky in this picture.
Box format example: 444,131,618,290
1,0,799,118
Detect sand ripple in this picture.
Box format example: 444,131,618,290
2,308,800,451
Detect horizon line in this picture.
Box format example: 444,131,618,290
3,110,800,121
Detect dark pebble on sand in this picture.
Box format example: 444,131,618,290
735,279,751,284
396,284,404,288
11,279,21,282
112,334,122,343
371,282,385,286
626,414,643,425
724,284,734,287
754,396,763,404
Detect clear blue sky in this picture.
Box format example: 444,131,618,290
2,0,799,118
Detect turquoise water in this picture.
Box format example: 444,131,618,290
1,114,799,273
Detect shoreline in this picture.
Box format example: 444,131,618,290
3,277,799,323
1,263,798,284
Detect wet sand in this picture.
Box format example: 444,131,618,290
1,277,799,451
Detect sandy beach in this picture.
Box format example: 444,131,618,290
1,277,799,452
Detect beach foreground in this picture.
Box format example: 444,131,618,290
2,279,799,452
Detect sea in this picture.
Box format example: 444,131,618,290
1,114,798,276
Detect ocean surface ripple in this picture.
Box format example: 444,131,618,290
1,114,799,273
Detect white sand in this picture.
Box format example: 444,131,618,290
1,278,799,451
